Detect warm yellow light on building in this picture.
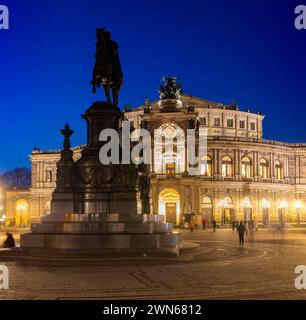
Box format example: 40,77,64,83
15,199,29,226
158,189,180,225
278,200,288,209
261,198,271,209
17,203,26,211
241,197,252,208
295,200,303,210
218,199,227,208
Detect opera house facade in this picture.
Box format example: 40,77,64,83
5,86,306,228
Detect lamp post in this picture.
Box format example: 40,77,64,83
295,200,303,226
278,200,288,227
218,198,227,225
261,198,271,225
241,198,252,229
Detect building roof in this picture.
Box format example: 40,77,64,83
126,94,262,115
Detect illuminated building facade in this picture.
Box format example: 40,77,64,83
4,92,306,228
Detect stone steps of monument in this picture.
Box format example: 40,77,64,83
31,221,172,234
44,213,164,223
20,232,182,253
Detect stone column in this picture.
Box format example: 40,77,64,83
213,149,218,178
253,151,259,181
270,153,275,181
151,141,155,174
151,183,157,215
184,135,188,175
237,150,241,178
234,149,239,180
218,150,222,178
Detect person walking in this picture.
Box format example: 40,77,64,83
202,218,206,230
237,221,246,246
190,219,195,233
249,221,255,243
232,219,236,231
244,220,249,236
212,219,217,232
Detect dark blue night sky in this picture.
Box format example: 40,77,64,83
0,0,305,171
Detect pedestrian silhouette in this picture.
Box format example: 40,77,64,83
202,218,206,230
212,219,217,232
249,221,255,243
190,219,195,233
2,232,15,248
237,221,245,246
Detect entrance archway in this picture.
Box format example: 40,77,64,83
15,199,29,227
220,196,235,225
159,189,180,225
201,196,213,225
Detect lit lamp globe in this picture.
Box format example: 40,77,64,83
295,201,303,225
295,201,303,210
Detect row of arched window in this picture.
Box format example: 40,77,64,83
201,156,284,180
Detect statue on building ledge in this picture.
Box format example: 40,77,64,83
158,76,182,100
158,76,183,111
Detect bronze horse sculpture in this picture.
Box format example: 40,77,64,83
91,28,123,106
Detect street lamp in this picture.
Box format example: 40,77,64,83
241,197,252,228
261,198,271,226
295,200,303,226
218,198,228,225
241,198,252,209
278,200,288,227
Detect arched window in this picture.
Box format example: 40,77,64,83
201,155,213,176
275,160,283,180
241,157,252,178
224,196,233,207
45,169,53,183
154,123,185,174
222,156,233,177
202,196,212,205
259,158,269,179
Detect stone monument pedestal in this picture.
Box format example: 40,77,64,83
21,101,182,257
21,213,182,257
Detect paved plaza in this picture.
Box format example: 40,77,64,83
1,229,306,299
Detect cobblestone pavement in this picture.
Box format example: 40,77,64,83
1,229,306,299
